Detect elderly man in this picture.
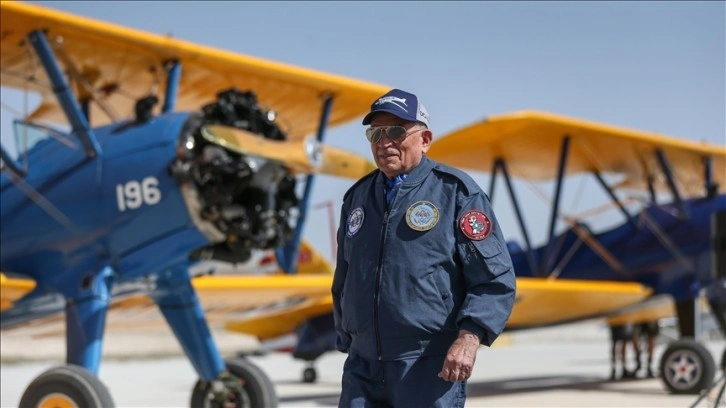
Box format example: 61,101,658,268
332,89,516,407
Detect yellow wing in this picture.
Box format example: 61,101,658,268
1,272,654,339
508,278,651,329
219,277,653,338
0,273,36,312
428,111,725,198
605,295,675,327
0,2,388,140
0,240,334,335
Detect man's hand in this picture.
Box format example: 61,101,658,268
438,329,480,382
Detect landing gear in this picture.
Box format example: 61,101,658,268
190,358,277,407
19,365,114,407
302,364,317,383
659,338,716,394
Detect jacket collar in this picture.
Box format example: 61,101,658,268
400,155,434,186
376,155,434,189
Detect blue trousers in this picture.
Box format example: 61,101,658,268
339,351,466,408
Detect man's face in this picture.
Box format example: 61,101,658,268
368,112,432,179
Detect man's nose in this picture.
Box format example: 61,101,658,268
376,131,395,145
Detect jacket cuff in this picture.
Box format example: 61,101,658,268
459,319,487,343
336,333,351,353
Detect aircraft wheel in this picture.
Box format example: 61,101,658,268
19,365,114,408
302,367,317,383
190,358,277,407
659,338,716,394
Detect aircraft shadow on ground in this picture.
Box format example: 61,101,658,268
278,392,340,406
276,375,666,406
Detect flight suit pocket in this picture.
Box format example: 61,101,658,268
465,236,511,278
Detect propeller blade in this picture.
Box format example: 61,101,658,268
201,125,376,179
317,144,377,180
202,124,316,172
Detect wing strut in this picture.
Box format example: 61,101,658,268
276,94,335,274
488,158,499,200
541,135,570,276
704,156,719,198
655,149,687,220
27,31,101,158
495,158,537,274
162,60,182,114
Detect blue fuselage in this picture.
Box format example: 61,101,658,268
0,113,208,292
509,194,726,300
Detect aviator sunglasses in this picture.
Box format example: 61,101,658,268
365,125,425,144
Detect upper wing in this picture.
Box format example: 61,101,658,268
0,2,388,140
427,111,725,198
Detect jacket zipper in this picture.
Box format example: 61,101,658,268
373,186,395,360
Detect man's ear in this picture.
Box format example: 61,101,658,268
421,129,433,152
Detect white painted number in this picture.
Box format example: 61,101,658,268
116,177,162,212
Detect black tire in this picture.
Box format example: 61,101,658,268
19,365,114,408
659,338,716,394
190,358,277,408
302,367,317,383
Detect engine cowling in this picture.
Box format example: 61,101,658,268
171,88,299,264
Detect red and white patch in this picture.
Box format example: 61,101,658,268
458,210,492,241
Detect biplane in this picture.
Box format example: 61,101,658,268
427,111,726,394
0,1,383,407
219,111,726,395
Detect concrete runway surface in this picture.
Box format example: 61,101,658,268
1,321,724,407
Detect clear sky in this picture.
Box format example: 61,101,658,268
2,1,724,263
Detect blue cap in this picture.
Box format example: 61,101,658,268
362,89,430,127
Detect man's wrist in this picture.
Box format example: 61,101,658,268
459,319,486,344
458,329,481,345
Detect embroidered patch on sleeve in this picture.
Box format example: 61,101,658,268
458,210,492,240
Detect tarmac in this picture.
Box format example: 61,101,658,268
1,320,724,407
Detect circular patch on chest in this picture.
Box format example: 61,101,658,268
346,207,365,237
405,201,439,231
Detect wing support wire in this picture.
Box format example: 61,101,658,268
0,146,26,177
519,134,632,279
591,170,638,230
27,30,101,158
276,94,334,274
50,39,119,123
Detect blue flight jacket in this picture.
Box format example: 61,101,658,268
332,155,516,361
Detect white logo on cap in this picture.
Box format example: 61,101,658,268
375,96,408,111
